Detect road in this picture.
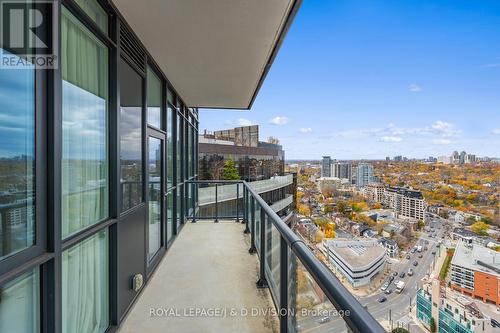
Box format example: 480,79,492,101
294,215,450,333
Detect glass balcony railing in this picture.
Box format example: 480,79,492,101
188,179,385,333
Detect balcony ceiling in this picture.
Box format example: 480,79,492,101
112,0,300,109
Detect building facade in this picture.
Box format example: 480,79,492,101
450,241,500,306
364,183,385,203
323,239,386,287
355,163,373,188
383,187,427,220
321,156,332,177
331,162,352,180
198,125,285,181
0,1,299,332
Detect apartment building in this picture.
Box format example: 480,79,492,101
383,187,427,220
355,163,373,188
331,162,352,180
450,241,500,306
364,183,385,203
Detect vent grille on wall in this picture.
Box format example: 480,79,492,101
120,24,146,73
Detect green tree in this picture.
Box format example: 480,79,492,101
417,220,425,230
337,201,346,214
430,317,436,333
392,329,409,333
220,159,240,180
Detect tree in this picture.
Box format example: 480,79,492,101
430,317,436,333
471,221,489,236
220,159,240,180
337,201,347,214
392,329,409,333
438,210,449,219
417,220,425,230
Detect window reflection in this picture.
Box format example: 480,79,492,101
0,50,35,260
61,8,109,238
147,67,161,128
120,57,143,211
148,137,161,261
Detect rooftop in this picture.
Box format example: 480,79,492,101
451,241,500,276
325,239,386,268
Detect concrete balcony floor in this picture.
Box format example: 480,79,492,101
118,220,277,333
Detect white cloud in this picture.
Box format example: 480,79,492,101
409,84,422,92
237,118,256,126
269,116,289,125
380,136,402,142
432,138,453,145
430,120,460,137
492,128,500,134
299,127,313,134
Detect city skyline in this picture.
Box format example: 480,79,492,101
200,0,500,159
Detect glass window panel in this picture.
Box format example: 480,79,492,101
166,104,174,188
176,113,182,183
148,137,161,261
0,268,40,333
62,229,108,333
61,8,108,238
74,0,108,34
0,50,35,260
176,186,182,228
119,57,143,212
147,67,161,128
166,191,173,243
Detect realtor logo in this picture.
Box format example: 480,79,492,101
1,0,58,68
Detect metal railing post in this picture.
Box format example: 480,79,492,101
248,197,256,253
256,209,268,288
243,187,250,233
214,184,219,223
235,183,240,223
242,186,247,225
279,235,288,333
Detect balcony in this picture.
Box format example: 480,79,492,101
118,180,385,333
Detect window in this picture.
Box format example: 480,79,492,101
166,103,174,188
176,112,182,183
61,8,108,238
166,191,173,243
148,137,161,261
62,229,108,333
74,0,108,33
119,57,143,212
0,268,40,332
0,51,35,260
147,67,161,129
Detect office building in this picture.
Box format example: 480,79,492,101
383,187,427,220
321,156,332,177
323,239,386,287
450,241,500,306
355,163,373,187
198,125,285,181
331,162,352,180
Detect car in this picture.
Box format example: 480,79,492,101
385,289,392,295
413,261,418,266
399,272,406,278
378,296,387,303
491,319,500,328
408,268,414,276
381,282,389,291
424,246,428,251
392,272,398,277
418,254,423,258
431,250,436,255
406,255,411,259
424,240,429,244
388,275,394,282
318,316,331,324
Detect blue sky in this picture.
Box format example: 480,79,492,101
199,0,500,160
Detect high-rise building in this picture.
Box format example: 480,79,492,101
321,156,332,177
393,155,403,162
452,151,460,164
364,183,385,203
331,162,352,180
459,151,466,164
355,163,373,187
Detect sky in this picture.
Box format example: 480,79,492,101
199,0,500,160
